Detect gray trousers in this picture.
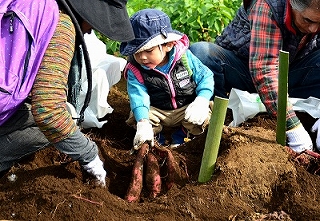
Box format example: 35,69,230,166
0,103,97,172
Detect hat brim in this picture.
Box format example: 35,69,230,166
66,0,134,42
120,31,183,55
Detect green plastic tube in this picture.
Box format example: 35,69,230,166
198,96,229,183
276,50,289,146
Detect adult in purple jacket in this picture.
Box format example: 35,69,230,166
0,0,134,187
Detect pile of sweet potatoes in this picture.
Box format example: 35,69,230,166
125,142,189,203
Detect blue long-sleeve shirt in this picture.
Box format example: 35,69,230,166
126,35,214,122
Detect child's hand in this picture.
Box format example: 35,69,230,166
133,120,154,150
184,96,210,125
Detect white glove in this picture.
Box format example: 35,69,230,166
311,118,320,150
185,96,210,125
286,124,313,153
82,155,106,187
133,120,154,150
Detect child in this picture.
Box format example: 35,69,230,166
120,9,214,149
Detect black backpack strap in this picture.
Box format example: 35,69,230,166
58,0,92,126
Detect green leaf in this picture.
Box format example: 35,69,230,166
102,0,242,54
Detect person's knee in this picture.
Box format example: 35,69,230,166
189,42,210,59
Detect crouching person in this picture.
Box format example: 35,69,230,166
120,9,214,150
0,0,134,186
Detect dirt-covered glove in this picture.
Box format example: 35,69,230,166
311,118,320,151
133,120,154,150
82,155,107,187
185,96,210,125
286,124,313,153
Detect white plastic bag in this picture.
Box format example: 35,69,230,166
228,88,266,126
228,88,320,127
78,32,127,128
292,97,320,118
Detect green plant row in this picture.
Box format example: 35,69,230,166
97,0,242,55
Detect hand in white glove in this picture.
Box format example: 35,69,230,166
311,118,320,151
286,124,313,153
82,155,107,187
185,96,210,125
133,120,154,150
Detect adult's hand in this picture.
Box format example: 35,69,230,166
82,155,107,187
311,118,320,150
286,124,313,153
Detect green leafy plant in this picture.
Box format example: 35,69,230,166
161,0,242,43
99,0,242,55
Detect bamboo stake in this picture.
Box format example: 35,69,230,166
198,96,229,183
276,50,289,146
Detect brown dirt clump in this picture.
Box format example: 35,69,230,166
1,79,320,221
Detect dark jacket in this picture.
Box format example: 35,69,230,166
215,0,320,62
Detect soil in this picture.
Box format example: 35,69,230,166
1,79,320,221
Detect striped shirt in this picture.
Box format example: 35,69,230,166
248,0,300,130
31,11,77,143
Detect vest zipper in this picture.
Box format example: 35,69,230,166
9,12,14,33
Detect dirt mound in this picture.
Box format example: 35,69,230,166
1,81,320,221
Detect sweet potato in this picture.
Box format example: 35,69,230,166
164,149,180,190
150,144,184,190
145,152,161,198
125,143,149,203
